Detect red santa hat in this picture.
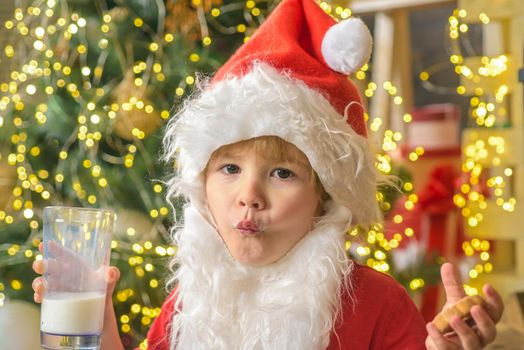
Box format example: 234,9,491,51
164,0,380,225
212,0,372,136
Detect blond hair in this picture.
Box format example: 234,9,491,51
204,136,328,201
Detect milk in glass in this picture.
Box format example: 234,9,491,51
41,292,105,335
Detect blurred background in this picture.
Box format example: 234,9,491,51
0,0,523,348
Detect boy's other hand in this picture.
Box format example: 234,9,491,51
425,262,504,349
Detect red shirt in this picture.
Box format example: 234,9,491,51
141,264,427,349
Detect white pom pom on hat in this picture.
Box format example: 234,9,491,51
321,17,373,75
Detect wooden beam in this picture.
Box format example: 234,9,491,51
458,0,524,22
470,271,524,304
369,11,395,140
391,9,413,137
464,201,524,240
462,128,523,167
351,0,454,15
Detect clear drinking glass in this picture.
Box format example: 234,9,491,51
40,206,115,350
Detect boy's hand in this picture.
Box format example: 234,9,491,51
31,242,120,304
425,263,504,349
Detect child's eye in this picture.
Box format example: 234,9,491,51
220,164,240,174
271,168,294,179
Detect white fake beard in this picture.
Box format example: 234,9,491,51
168,203,353,350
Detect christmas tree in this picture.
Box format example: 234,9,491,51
0,0,441,347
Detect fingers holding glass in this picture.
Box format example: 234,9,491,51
32,277,47,303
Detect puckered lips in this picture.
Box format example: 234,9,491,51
235,220,262,235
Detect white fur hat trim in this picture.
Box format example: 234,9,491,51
163,63,381,225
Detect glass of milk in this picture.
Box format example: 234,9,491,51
40,206,115,350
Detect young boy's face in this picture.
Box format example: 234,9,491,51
204,139,322,266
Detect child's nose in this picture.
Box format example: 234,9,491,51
237,178,266,210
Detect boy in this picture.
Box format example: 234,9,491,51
33,0,503,348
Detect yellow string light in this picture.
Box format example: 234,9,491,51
443,8,512,281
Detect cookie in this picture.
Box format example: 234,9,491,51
433,295,486,333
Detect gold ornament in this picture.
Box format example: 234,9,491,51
0,156,16,210
108,6,129,22
111,71,162,141
331,0,352,8
165,0,223,41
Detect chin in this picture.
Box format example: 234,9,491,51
234,253,278,267
235,256,268,267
